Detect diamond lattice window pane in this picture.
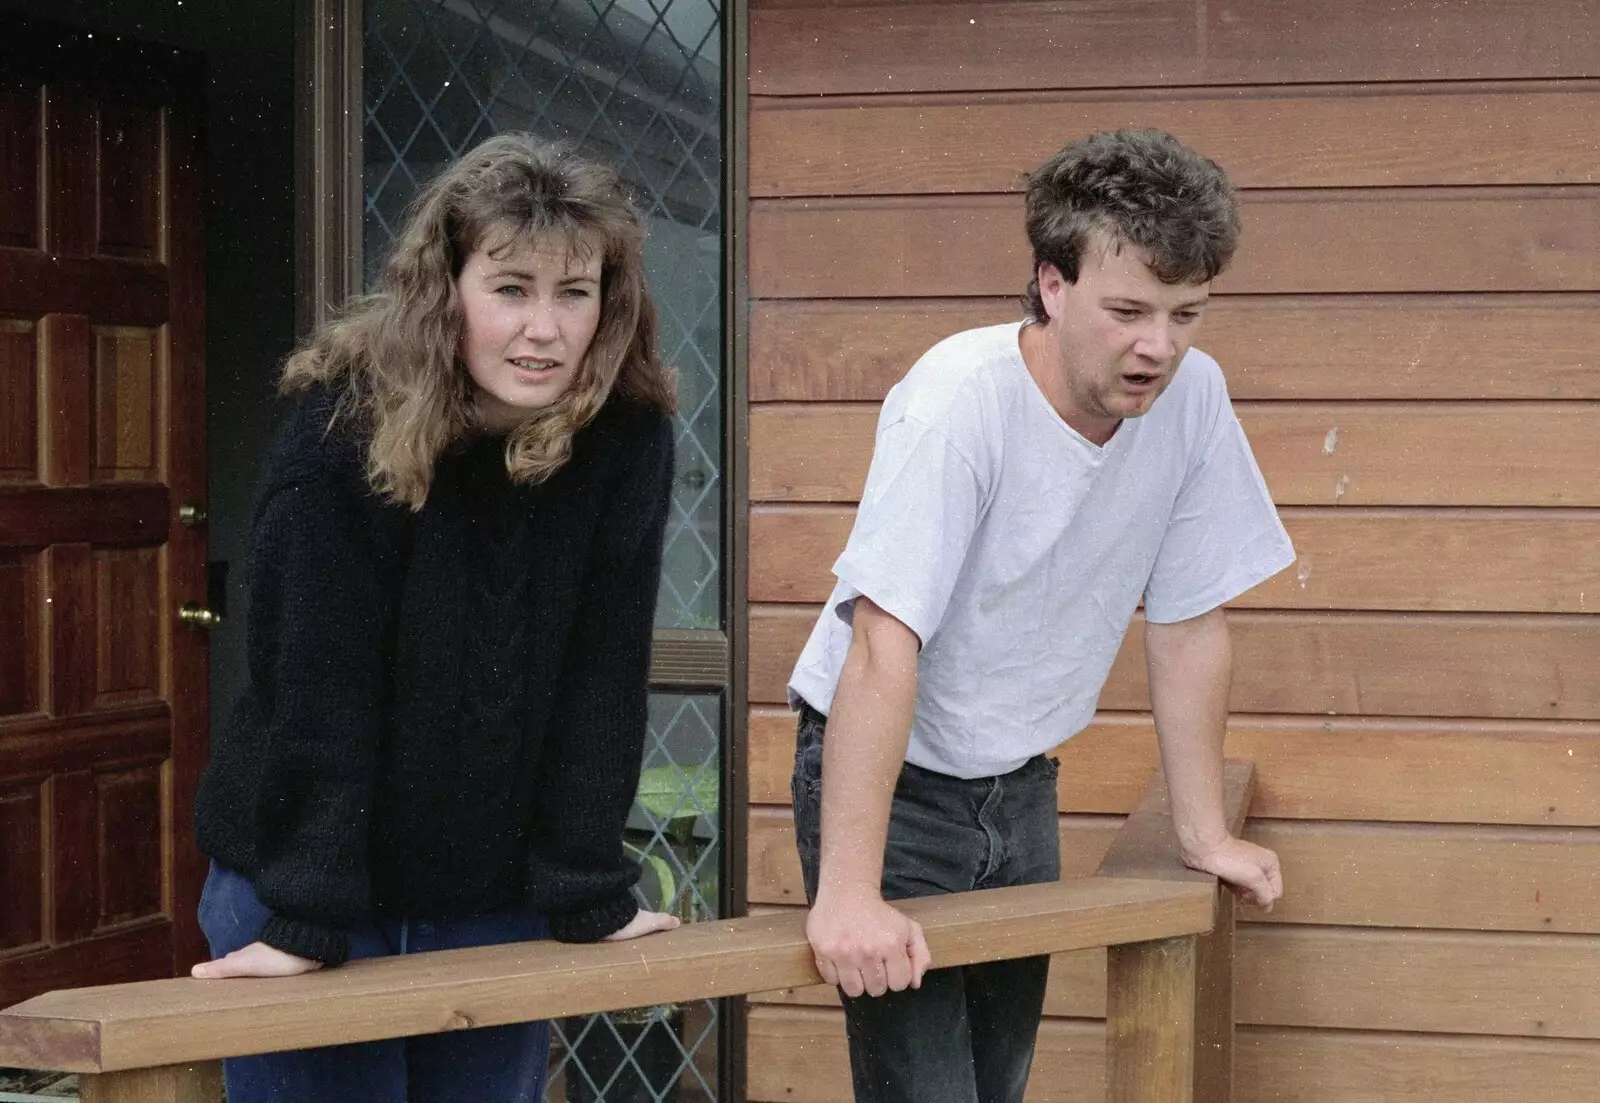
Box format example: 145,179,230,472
547,691,723,1102
364,0,724,631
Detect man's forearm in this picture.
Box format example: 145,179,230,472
816,601,920,903
1144,607,1233,861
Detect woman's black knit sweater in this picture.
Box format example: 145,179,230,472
195,385,674,965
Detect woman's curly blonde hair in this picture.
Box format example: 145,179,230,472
282,133,676,509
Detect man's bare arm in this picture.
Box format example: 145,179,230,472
807,596,934,997
1144,606,1282,909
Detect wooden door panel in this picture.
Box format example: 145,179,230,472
0,784,43,954
0,24,206,1003
38,313,92,486
51,769,99,944
46,544,97,718
0,320,36,481
96,763,165,926
91,326,160,483
0,553,41,717
93,547,161,707
97,102,162,260
42,88,96,258
0,91,39,250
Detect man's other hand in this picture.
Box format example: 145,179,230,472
806,893,932,998
1182,836,1283,911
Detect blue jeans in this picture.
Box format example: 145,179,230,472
197,863,551,1103
791,703,1061,1103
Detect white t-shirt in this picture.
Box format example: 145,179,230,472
787,321,1295,779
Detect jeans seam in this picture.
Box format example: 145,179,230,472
976,778,1005,886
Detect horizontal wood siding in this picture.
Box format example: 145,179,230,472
743,1,1600,1097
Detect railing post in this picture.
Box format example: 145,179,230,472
77,1062,222,1103
1097,763,1254,1103
1193,886,1237,1100
1106,934,1198,1103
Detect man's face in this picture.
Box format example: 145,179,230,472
1038,233,1211,439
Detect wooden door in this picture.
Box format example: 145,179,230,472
0,22,209,1005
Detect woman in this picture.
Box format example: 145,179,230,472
191,133,679,1103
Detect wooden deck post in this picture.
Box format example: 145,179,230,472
1097,763,1255,1103
77,1062,222,1103
1106,934,1198,1103
1193,887,1237,1101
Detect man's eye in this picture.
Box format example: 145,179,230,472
1110,308,1140,321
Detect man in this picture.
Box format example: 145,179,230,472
786,129,1294,1103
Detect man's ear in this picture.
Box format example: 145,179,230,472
1037,262,1067,320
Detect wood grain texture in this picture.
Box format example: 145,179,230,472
38,314,91,488
747,807,1600,934
749,504,1600,612
750,604,1600,719
0,486,169,549
749,402,1600,506
0,90,40,249
0,924,169,1029
0,320,38,481
748,295,1600,402
0,878,1212,1072
747,1007,1600,1103
749,190,1600,298
752,919,1600,1040
0,782,43,952
748,708,1600,826
0,254,169,325
752,85,1600,196
93,548,160,705
1234,1026,1600,1103
749,0,1600,96
0,553,41,717
43,89,94,258
78,1063,221,1103
0,706,170,782
94,102,160,260
91,329,158,483
47,544,97,717
1106,936,1196,1103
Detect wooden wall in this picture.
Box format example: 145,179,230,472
740,1,1600,1099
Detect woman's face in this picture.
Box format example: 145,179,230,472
456,229,603,432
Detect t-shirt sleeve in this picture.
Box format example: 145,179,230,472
830,414,987,646
1143,402,1296,624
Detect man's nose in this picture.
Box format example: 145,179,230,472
1134,321,1175,362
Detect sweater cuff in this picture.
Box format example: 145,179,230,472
259,913,350,967
547,892,639,943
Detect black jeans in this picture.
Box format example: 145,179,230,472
791,703,1062,1103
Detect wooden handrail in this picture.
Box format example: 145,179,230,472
0,760,1257,1103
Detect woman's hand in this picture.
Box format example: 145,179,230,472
602,909,681,942
191,941,323,979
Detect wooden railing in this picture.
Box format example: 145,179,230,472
0,763,1255,1103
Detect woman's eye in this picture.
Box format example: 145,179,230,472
561,287,592,300
495,285,525,297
